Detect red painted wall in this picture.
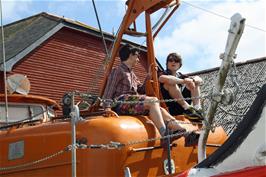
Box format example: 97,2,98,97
3,27,147,104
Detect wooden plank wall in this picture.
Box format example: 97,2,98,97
6,27,147,104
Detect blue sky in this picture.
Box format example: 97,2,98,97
1,0,266,73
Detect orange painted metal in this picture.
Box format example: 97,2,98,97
0,94,60,110
0,1,229,176
145,11,159,98
99,0,180,98
0,104,227,176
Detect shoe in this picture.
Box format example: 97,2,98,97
184,131,200,147
183,107,204,121
160,129,186,148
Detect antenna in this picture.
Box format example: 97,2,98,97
7,74,31,95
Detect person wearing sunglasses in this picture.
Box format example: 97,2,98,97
159,53,204,121
103,45,199,147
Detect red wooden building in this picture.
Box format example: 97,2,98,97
0,12,162,104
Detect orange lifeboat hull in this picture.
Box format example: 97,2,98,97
0,115,227,177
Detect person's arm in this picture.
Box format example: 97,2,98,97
103,68,121,109
137,74,151,94
159,74,185,85
137,76,149,94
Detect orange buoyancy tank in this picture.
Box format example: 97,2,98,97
0,115,227,177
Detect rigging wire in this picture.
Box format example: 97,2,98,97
92,0,109,56
0,0,8,123
88,1,124,95
152,6,170,31
182,0,266,33
88,0,111,95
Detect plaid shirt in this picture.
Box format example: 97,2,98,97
103,63,147,107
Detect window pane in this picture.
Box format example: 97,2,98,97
0,104,44,122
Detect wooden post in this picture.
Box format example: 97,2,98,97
198,13,245,162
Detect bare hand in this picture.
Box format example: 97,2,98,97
184,78,195,90
192,76,203,85
147,64,158,79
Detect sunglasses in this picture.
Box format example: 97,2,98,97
168,58,179,63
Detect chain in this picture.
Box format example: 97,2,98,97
76,120,229,150
121,120,226,147
0,147,69,172
0,117,233,173
72,84,257,108
0,129,197,172
70,90,217,109
100,94,214,107
77,130,189,150
124,130,188,147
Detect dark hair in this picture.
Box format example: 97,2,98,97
119,44,139,61
166,53,182,69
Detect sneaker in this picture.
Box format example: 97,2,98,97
184,131,200,147
183,107,204,121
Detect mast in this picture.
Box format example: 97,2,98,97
198,13,245,162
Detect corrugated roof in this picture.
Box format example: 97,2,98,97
194,57,266,135
188,57,266,76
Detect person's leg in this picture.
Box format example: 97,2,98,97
176,87,203,121
160,107,186,130
144,97,200,147
187,83,201,110
163,84,190,110
160,107,199,147
116,95,199,146
163,84,203,120
193,84,201,109
144,96,166,136
116,95,167,136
